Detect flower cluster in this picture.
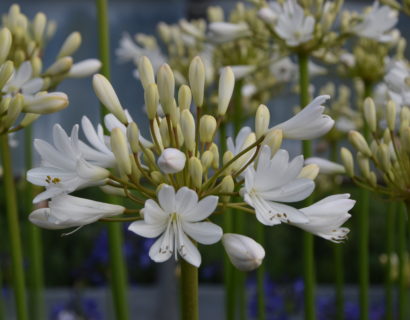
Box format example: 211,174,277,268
28,56,354,270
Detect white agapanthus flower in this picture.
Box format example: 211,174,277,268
27,124,110,203
305,157,345,175
352,1,398,42
241,145,312,226
384,61,410,107
291,194,355,242
128,185,223,267
29,194,125,230
2,61,43,98
272,95,334,139
227,126,256,172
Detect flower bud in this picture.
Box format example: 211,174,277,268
0,28,12,65
145,83,159,120
44,57,73,76
111,128,132,175
199,115,217,143
127,122,140,153
348,131,372,157
169,99,180,127
386,100,396,131
189,156,203,189
400,127,410,153
341,147,354,177
363,97,377,133
181,109,196,152
189,56,205,108
255,104,270,139
68,59,101,78
138,56,155,90
209,143,220,169
31,56,42,78
218,67,235,116
57,31,81,58
178,84,192,110
129,154,142,182
93,74,128,123
377,143,391,172
24,92,69,114
151,171,164,184
219,175,234,193
298,164,320,180
0,61,14,89
19,113,40,128
100,185,126,197
222,150,234,174
222,233,265,271
201,150,214,171
263,129,282,156
357,152,370,178
157,64,175,114
33,12,46,43
159,118,170,148
158,148,186,174
2,94,23,130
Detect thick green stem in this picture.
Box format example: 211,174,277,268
180,260,199,320
96,0,130,318
298,52,315,320
397,203,407,320
385,202,396,320
0,135,28,320
256,223,266,320
24,126,45,319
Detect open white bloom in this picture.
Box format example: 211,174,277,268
2,61,43,98
227,126,256,172
208,22,250,43
384,61,410,107
242,145,312,226
305,157,345,175
352,2,398,42
272,95,334,140
157,148,186,174
29,194,125,230
260,0,315,47
291,194,354,242
222,233,265,271
129,185,222,267
27,124,110,203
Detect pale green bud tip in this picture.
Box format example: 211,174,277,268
188,157,203,189
127,122,140,153
199,115,217,143
157,148,186,174
0,28,12,64
157,64,175,114
45,57,73,76
189,56,205,108
138,56,155,89
178,85,192,110
145,83,159,120
386,100,396,131
93,74,128,123
58,31,82,58
111,128,132,175
363,97,377,133
341,147,354,177
218,67,235,116
255,104,270,139
348,130,372,157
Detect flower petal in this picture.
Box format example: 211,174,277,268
182,221,223,244
128,220,166,238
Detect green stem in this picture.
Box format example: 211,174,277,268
385,202,396,320
397,203,407,320
298,52,315,320
96,0,130,318
0,134,28,320
180,260,199,320
24,126,45,320
256,223,266,320
0,267,5,320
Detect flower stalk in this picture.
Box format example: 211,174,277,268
385,201,397,320
181,259,199,320
398,202,407,320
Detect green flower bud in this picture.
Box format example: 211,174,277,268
0,28,12,65
145,83,159,120
199,115,217,143
57,31,82,58
2,94,23,130
357,152,370,179
138,56,155,90
0,61,14,89
218,67,235,116
33,12,47,43
341,147,354,177
209,143,220,169
189,156,203,189
363,97,377,133
189,56,205,108
45,57,73,76
159,118,170,148
255,104,270,139
181,109,196,152
263,129,283,156
201,150,214,170
157,64,175,115
178,84,192,110
127,121,140,153
386,100,396,131
223,150,234,175
349,131,372,157
298,164,319,180
151,171,164,184
111,128,131,175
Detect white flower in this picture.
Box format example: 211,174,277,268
27,124,110,203
227,126,256,172
129,185,222,267
157,148,186,174
222,233,265,271
272,95,334,140
352,2,398,42
305,157,345,175
291,194,355,242
208,22,250,43
68,59,102,78
2,61,43,98
384,61,410,107
29,194,124,230
242,145,312,226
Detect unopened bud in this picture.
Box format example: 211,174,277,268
2,94,23,130
378,143,391,172
145,83,159,120
357,152,370,178
201,150,214,170
341,147,354,177
181,109,196,152
0,61,14,89
219,175,234,193
33,13,47,43
189,56,205,107
223,150,234,175
0,28,12,64
68,59,101,78
199,115,217,143
188,157,203,188
127,122,140,153
93,74,128,123
386,100,396,131
222,233,265,271
298,164,320,180
157,148,186,174
363,97,377,133
401,127,410,153
58,32,82,58
255,104,270,139
19,113,40,128
218,67,235,116
24,92,69,114
31,56,42,77
111,128,132,175
157,64,175,114
159,118,170,148
348,131,372,157
138,56,155,90
209,143,220,169
178,85,192,110
45,57,73,76
151,171,164,184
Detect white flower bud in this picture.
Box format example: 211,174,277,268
189,156,203,188
138,56,155,90
111,128,132,175
19,113,40,128
255,104,270,139
357,152,370,178
44,57,73,76
263,129,282,156
201,150,214,170
341,147,354,177
127,122,140,153
181,109,196,152
68,59,101,78
24,92,69,114
218,67,235,116
222,233,265,271
2,94,23,130
33,13,47,43
305,157,345,175
157,148,186,174
189,56,205,108
209,143,220,169
145,83,159,120
0,61,14,89
199,115,217,143
208,22,250,43
348,131,372,157
363,97,377,133
157,64,175,114
57,31,82,58
93,74,128,123
386,100,396,131
178,85,192,110
298,164,320,180
0,28,12,64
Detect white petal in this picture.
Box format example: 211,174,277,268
22,78,43,94
157,185,176,214
179,232,201,267
149,233,173,263
182,221,223,244
128,220,166,238
175,187,199,216
183,195,218,222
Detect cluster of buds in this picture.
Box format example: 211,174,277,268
341,97,410,201
27,56,354,270
0,4,101,134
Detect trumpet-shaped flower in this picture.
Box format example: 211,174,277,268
272,95,333,140
29,194,125,230
242,145,313,226
129,185,223,267
2,61,43,98
227,126,257,173
384,61,410,107
291,194,355,242
27,124,110,203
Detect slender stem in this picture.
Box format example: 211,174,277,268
397,202,407,320
0,267,5,320
96,0,130,318
180,260,199,320
256,223,266,320
298,52,315,320
0,134,28,320
24,126,45,320
385,201,397,320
